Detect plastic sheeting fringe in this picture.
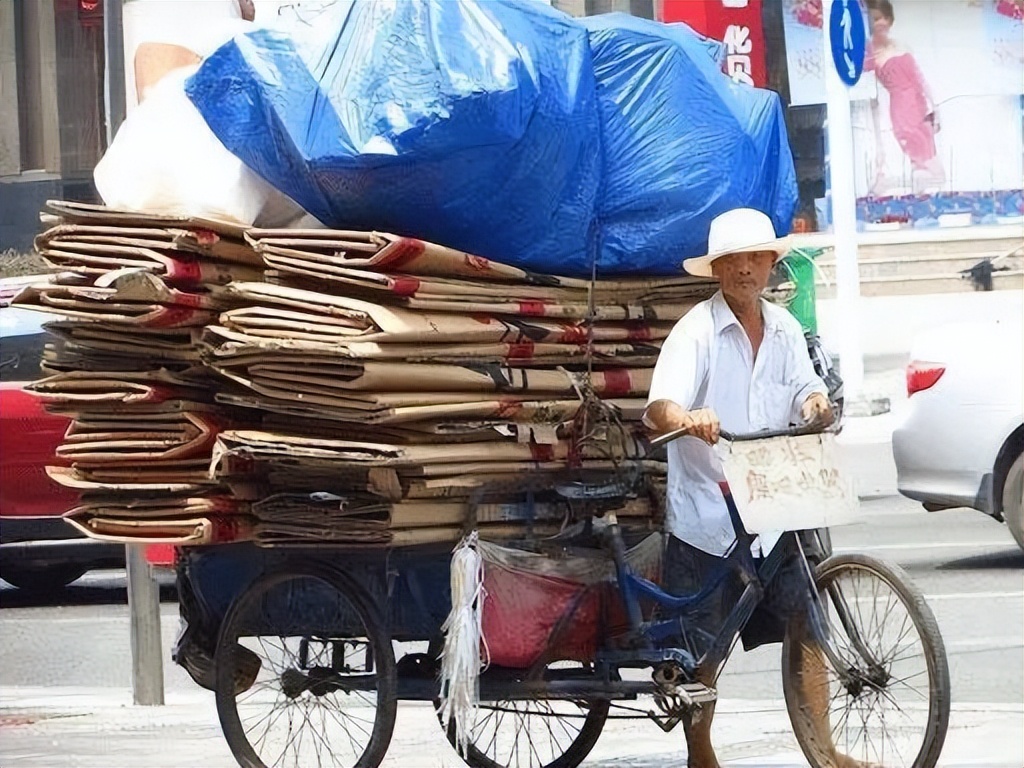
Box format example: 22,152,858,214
438,531,489,755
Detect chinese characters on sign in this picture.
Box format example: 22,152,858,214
659,0,768,88
720,434,860,534
723,23,755,85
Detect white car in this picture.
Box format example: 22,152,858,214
892,318,1024,551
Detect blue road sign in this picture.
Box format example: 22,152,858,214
829,0,867,86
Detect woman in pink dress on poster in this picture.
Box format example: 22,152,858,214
865,0,946,194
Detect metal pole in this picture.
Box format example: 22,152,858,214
822,0,865,398
104,0,164,707
103,0,126,146
126,543,165,706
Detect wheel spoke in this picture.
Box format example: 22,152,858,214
883,611,915,664
442,664,605,768
787,559,946,768
215,571,393,768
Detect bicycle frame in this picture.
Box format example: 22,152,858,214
603,502,853,687
276,426,879,712
601,426,864,687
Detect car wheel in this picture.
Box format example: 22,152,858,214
0,563,87,591
1002,451,1024,553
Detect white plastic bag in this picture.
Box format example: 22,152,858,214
94,66,308,228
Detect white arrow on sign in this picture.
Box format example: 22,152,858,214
844,51,857,79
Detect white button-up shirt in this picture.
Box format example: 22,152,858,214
646,291,828,556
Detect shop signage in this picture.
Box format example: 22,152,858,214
659,0,768,88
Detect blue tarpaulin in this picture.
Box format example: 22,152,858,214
186,0,602,274
584,14,798,273
186,1,798,276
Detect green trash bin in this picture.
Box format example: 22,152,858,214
773,246,822,335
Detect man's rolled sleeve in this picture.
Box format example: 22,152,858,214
646,324,704,412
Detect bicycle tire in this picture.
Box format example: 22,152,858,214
434,661,609,768
215,563,398,768
782,553,950,768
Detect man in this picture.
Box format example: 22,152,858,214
645,208,859,768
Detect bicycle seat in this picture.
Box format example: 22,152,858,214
554,479,631,500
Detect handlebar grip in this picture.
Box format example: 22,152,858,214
722,425,826,442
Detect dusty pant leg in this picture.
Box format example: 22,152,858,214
741,539,813,652
662,535,742,662
662,537,738,767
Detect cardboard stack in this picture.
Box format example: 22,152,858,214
15,202,261,545
16,201,718,549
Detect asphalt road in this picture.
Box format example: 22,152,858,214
0,494,1021,767
721,496,1024,706
2,495,1021,702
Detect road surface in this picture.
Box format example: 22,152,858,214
1,495,1021,767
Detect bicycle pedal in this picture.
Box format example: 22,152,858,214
678,682,717,706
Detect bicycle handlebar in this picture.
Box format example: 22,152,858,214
647,423,831,450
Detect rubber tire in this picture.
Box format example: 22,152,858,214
428,639,609,768
439,695,610,768
215,564,397,768
0,563,87,591
781,553,950,768
1001,451,1024,553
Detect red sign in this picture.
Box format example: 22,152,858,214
659,0,768,88
77,0,104,28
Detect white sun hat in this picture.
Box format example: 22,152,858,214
683,208,791,278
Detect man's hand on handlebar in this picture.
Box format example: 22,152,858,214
801,391,834,428
643,400,720,445
679,408,720,444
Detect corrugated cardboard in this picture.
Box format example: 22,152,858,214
32,202,703,549
36,225,264,279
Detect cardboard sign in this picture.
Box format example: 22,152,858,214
718,432,860,533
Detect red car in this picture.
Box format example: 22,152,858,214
0,303,124,590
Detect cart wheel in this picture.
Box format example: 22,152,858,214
215,563,397,768
435,662,609,768
782,554,950,768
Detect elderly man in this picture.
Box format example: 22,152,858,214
645,208,855,768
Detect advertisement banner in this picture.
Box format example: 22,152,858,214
783,0,1023,222
783,0,1024,106
123,0,319,111
660,0,768,87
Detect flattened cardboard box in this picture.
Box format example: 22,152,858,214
14,273,219,328
36,224,264,279
202,325,661,366
223,282,674,344
218,358,652,395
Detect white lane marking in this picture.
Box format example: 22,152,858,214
0,613,180,625
924,591,1023,601
835,541,1014,552
836,590,1022,603
946,637,1023,650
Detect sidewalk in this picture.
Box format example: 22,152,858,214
1,685,1020,767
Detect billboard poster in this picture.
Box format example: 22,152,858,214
122,0,326,111
783,0,1023,224
784,0,1024,106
